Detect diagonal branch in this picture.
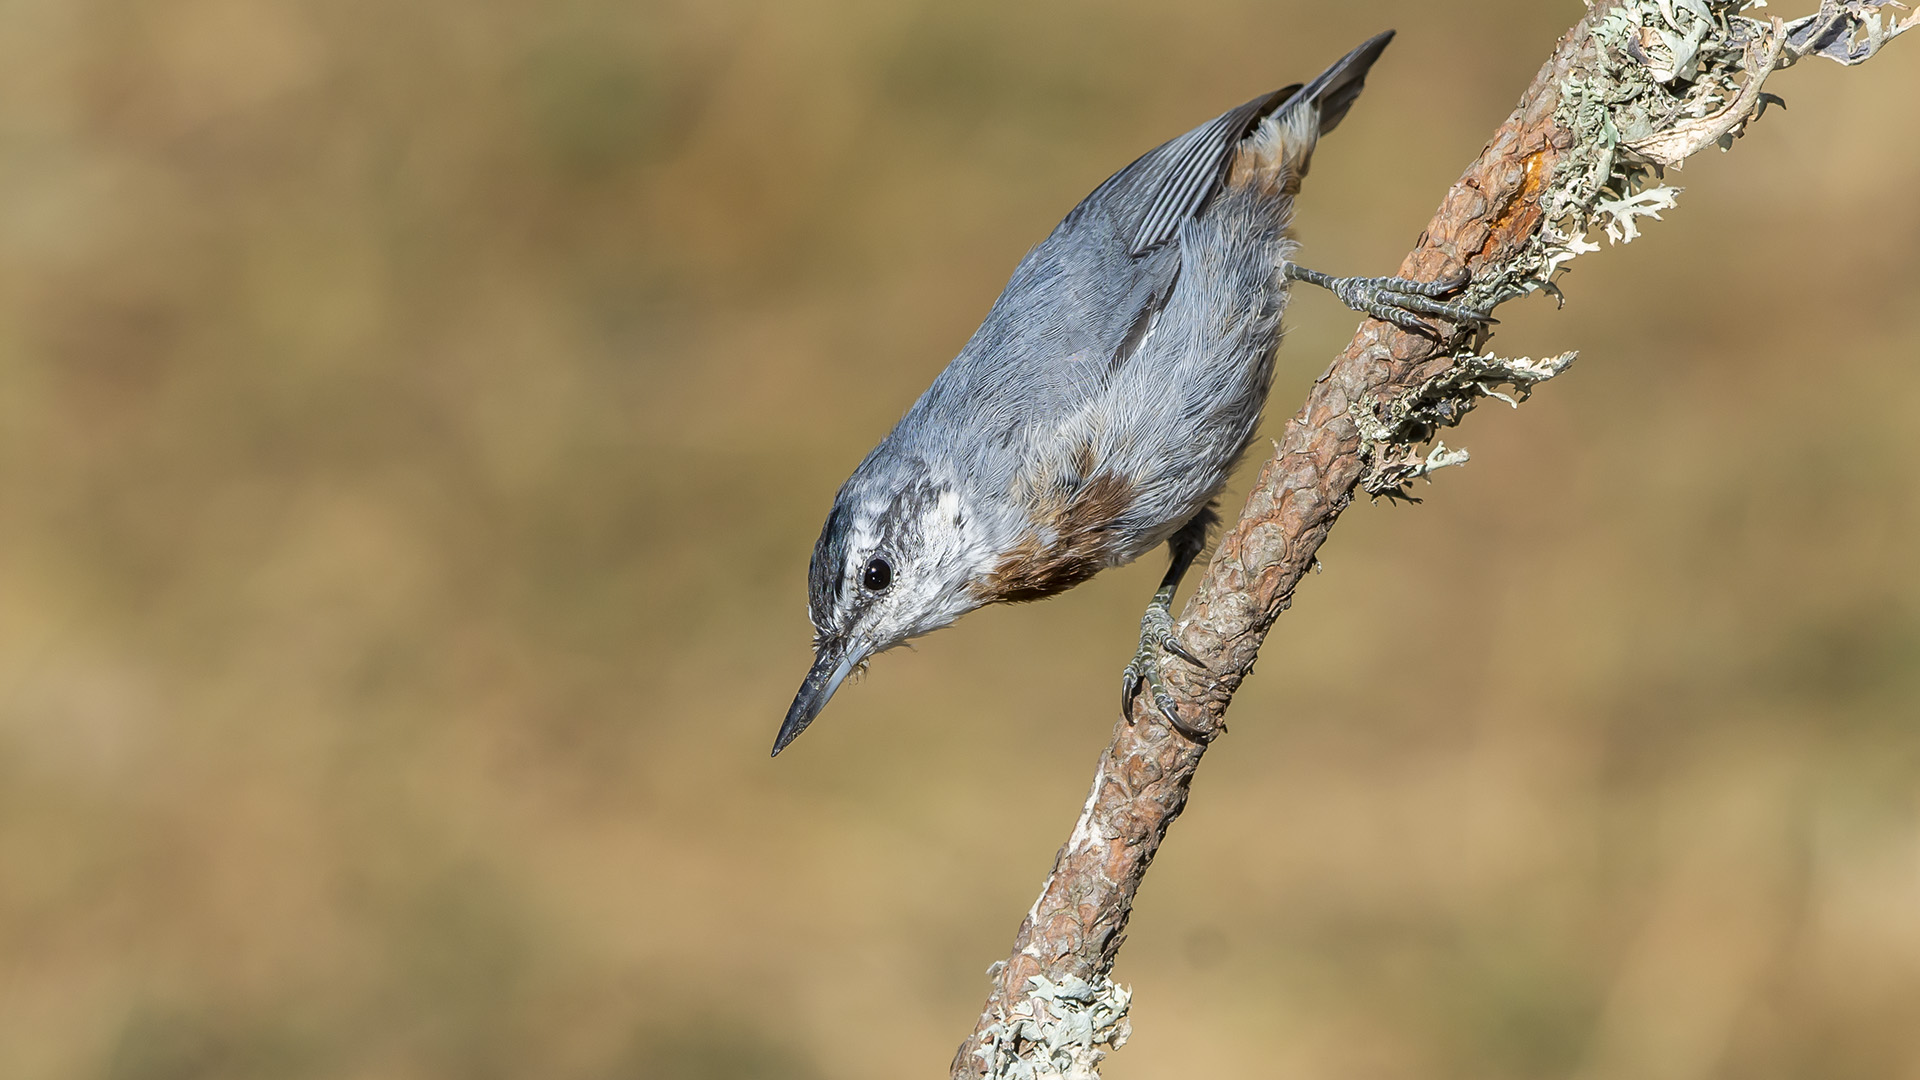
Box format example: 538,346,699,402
952,2,1913,1076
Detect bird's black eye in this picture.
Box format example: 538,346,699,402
861,556,893,592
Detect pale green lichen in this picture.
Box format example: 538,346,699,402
975,974,1132,1080
1475,0,1745,305
1376,0,1910,500
974,6,1914,1076
1594,185,1681,244
1482,0,1914,306
1357,352,1579,499
1392,441,1475,490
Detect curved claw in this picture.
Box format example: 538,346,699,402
1352,284,1496,328
1149,682,1181,731
1293,262,1496,334
1157,688,1216,743
1121,607,1215,743
1156,631,1207,670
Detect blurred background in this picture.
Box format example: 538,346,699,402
2,1,1917,1077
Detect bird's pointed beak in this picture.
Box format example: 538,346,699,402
772,637,868,757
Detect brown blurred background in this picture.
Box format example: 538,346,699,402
2,1,1917,1077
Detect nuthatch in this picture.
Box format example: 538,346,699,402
775,31,1487,755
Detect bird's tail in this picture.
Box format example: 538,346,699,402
1229,30,1394,195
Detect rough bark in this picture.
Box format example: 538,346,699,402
952,2,1912,1076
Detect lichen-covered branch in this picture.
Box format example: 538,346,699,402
953,3,1912,1076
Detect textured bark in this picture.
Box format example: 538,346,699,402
952,2,1912,1075
950,25,1586,1076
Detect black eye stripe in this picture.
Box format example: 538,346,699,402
862,556,893,592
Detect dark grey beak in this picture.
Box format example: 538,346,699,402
772,637,868,757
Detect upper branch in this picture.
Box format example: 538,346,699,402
955,3,1912,1076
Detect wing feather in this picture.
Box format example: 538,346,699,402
1119,87,1297,256
1064,29,1396,257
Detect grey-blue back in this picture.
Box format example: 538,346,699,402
775,31,1399,756
856,84,1309,562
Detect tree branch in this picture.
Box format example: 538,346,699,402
953,2,1914,1076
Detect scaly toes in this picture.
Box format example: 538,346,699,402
1149,673,1214,742
1149,680,1181,731
1354,274,1496,331
1139,652,1208,741
1376,269,1471,299
1394,287,1494,320
1365,300,1431,334
1396,293,1498,326
1122,609,1213,741
1150,623,1207,670
1377,285,1494,324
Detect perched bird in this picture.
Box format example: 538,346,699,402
774,30,1485,756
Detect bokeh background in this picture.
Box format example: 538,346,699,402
2,1,1917,1077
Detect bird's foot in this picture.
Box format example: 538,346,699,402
1121,603,1214,743
1283,264,1496,335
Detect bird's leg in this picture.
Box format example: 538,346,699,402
1121,514,1215,742
1282,263,1495,335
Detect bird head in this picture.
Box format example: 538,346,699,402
773,472,995,756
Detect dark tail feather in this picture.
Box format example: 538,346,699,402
1286,29,1394,136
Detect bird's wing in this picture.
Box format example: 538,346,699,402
899,34,1403,494
1064,28,1395,256
1068,84,1301,257
916,85,1307,445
